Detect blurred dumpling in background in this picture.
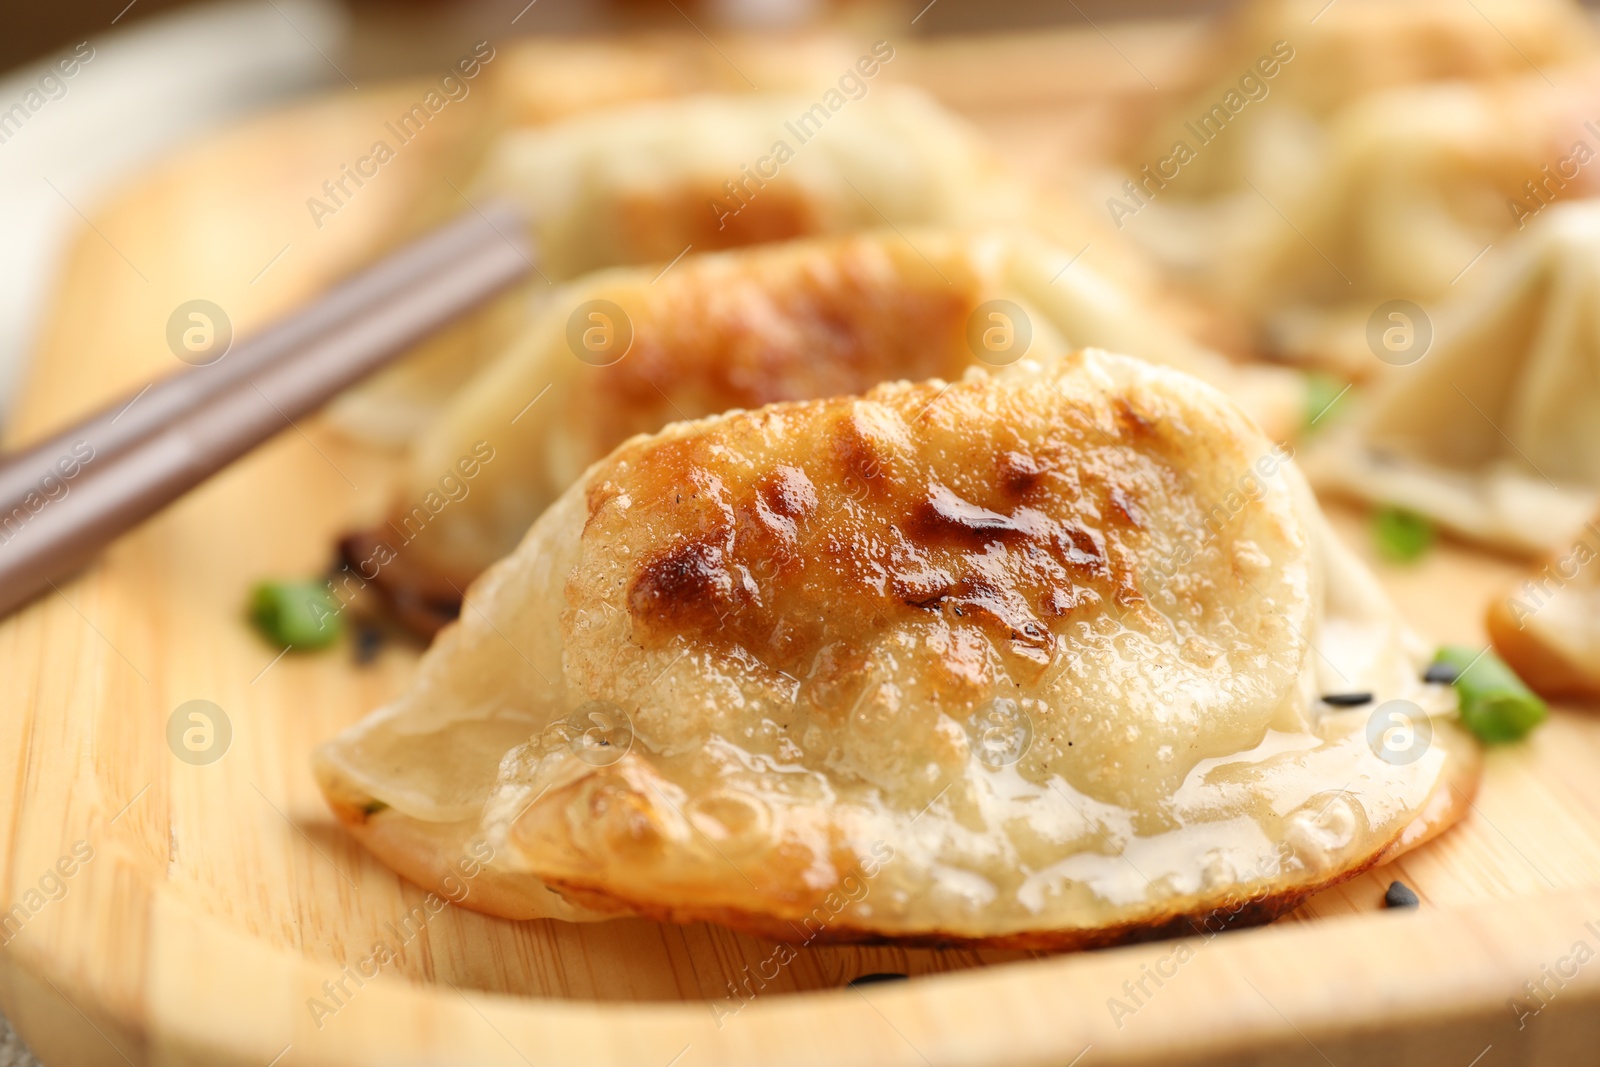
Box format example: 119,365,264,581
1305,201,1600,554
1490,501,1600,701
340,229,1303,632
1127,0,1593,198
478,86,1054,280
332,87,1172,441
1218,67,1600,372
1111,0,1597,367
482,33,868,128
388,33,876,233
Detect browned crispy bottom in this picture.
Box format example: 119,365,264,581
537,879,1327,951
532,833,1407,952
325,757,1478,951
323,791,625,922
1487,597,1600,702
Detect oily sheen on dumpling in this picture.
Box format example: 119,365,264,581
1306,201,1600,555
344,230,1303,631
316,350,1478,946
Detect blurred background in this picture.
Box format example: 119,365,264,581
4,0,1228,73
0,0,1224,421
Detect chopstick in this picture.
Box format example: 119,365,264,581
0,201,533,620
0,202,525,512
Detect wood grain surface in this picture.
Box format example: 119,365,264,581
3,24,1600,1067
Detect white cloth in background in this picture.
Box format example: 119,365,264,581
0,0,347,426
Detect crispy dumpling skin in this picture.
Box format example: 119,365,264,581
332,87,1168,442
1489,515,1600,700
316,350,1478,947
342,230,1303,632
1305,201,1600,555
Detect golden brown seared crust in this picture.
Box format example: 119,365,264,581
1487,596,1600,701
612,183,820,265
571,238,981,465
585,370,1210,702
356,236,985,636
511,354,1331,940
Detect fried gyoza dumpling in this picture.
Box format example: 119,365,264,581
483,34,866,129
1118,1,1597,369
1127,0,1592,198
333,87,1161,441
316,349,1478,947
341,230,1303,631
1305,201,1600,554
1227,68,1600,372
1489,511,1600,700
476,85,1049,280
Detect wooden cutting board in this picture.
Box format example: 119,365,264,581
4,25,1600,1067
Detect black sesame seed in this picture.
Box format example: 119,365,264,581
354,624,384,665
1322,692,1374,707
1423,662,1461,684
1384,881,1419,909
847,973,908,988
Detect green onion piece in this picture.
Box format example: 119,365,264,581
249,579,341,650
1303,372,1350,434
1433,645,1549,743
359,799,389,817
1372,505,1434,563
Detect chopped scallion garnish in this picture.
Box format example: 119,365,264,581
1303,372,1350,433
1373,505,1434,563
249,579,341,650
1432,645,1548,743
